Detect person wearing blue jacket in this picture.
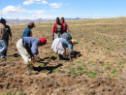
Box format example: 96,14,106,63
16,37,47,64
22,22,35,38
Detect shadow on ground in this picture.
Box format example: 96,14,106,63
72,51,82,58
33,64,63,74
8,53,20,57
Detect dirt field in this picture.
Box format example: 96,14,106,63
1,17,126,95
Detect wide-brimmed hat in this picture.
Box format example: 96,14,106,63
71,39,78,44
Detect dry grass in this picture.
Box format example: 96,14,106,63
1,17,126,94
8,17,126,79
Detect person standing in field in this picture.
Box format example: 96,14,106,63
61,17,69,33
52,17,63,40
22,22,35,38
0,18,12,57
16,37,47,66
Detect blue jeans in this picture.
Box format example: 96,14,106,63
0,40,7,59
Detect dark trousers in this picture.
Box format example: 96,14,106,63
4,39,9,56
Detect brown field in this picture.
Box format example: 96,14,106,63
1,17,126,95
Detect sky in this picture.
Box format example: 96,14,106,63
0,0,126,19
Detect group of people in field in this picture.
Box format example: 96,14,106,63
0,17,76,70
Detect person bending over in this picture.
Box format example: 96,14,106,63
16,37,47,65
51,37,73,60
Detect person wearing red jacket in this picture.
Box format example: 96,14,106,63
52,17,63,40
61,17,69,33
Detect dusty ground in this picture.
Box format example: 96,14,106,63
1,17,126,95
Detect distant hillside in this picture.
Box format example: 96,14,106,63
6,17,82,24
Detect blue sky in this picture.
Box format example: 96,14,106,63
0,0,126,19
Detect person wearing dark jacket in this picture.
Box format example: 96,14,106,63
0,18,12,57
22,22,35,38
16,37,47,64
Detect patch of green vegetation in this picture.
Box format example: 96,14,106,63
76,60,81,64
88,61,93,64
83,70,98,78
36,62,45,67
77,67,84,71
6,57,15,61
88,61,96,66
82,64,87,67
48,54,57,59
106,66,112,70
71,61,75,66
112,68,119,74
120,60,125,65
68,68,78,77
120,65,124,69
123,52,126,56
102,25,107,28
0,90,26,95
87,48,92,52
51,68,57,73
88,71,98,78
104,49,112,55
83,70,89,75
6,56,21,62
101,62,112,70
119,77,124,80
101,61,109,66
58,70,65,73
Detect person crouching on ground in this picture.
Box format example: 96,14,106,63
16,37,47,65
51,37,73,61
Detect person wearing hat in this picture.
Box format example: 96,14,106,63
0,18,12,57
22,22,35,38
16,37,47,64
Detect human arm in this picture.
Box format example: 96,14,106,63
66,24,69,32
67,42,72,54
52,24,56,40
31,41,39,57
7,25,12,40
30,30,32,37
61,38,72,53
63,39,73,61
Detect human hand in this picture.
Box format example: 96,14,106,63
32,55,39,62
